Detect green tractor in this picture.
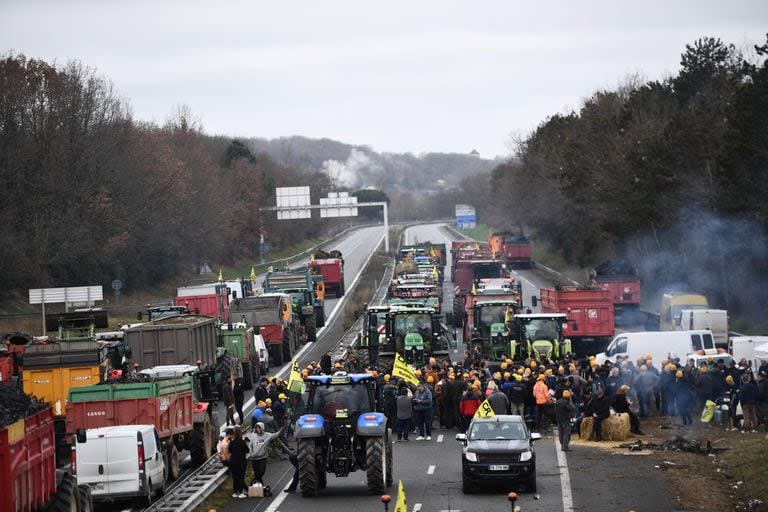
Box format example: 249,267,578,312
263,268,325,342
511,313,572,361
381,306,452,369
468,300,519,361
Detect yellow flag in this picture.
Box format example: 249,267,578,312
475,398,495,418
394,480,407,512
249,266,257,282
391,353,419,386
504,306,511,324
287,358,305,394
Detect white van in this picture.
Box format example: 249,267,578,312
253,333,270,374
74,425,166,505
730,336,768,375
679,309,728,347
596,330,716,366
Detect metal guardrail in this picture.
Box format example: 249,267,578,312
142,454,228,512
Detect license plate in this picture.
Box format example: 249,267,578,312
489,464,509,471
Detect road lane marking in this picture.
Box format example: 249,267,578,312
427,464,435,474
555,428,575,512
261,466,295,512
437,434,444,443
232,229,385,429
413,504,422,512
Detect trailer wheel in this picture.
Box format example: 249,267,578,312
298,439,319,497
242,361,254,390
77,484,93,512
190,415,213,466
365,436,386,494
338,281,345,297
167,443,181,480
305,314,317,342
315,305,325,328
44,472,77,512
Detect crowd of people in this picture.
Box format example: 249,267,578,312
216,348,768,498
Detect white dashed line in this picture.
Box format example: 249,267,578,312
555,428,575,512
437,434,444,443
427,464,435,475
413,504,422,512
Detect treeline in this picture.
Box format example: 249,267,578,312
0,54,336,299
487,36,768,325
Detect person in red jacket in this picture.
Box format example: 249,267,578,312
459,386,482,432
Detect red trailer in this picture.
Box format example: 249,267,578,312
488,232,532,268
590,260,642,325
1,408,57,512
540,287,615,355
1,400,89,512
310,258,345,297
66,373,214,468
451,258,509,326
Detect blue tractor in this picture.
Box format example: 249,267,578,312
295,372,393,496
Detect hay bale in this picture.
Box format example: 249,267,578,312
580,416,594,440
602,413,631,441
395,261,418,275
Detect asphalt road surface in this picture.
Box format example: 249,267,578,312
217,223,676,512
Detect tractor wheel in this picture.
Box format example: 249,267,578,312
318,467,327,490
242,362,254,390
305,314,317,342
365,436,386,494
338,281,345,297
77,484,93,512
167,443,181,480
272,336,285,366
316,305,325,328
190,415,213,466
298,439,319,497
44,472,77,512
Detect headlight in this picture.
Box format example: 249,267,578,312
519,450,533,462
464,450,478,462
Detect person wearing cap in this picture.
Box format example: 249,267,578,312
586,387,611,441
246,421,285,488
674,370,693,426
555,390,575,451
487,380,511,415
533,374,550,432
508,374,527,417
612,385,643,435
694,364,714,414
412,384,433,440
633,365,659,418
254,376,269,403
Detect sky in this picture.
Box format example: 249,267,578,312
2,1,767,158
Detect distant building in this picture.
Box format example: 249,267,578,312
469,149,480,157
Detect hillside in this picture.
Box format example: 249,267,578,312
246,136,500,192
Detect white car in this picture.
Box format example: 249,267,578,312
74,425,167,505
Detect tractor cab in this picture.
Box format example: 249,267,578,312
472,300,518,360
513,313,572,361
385,307,448,366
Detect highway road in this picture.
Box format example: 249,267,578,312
212,223,675,512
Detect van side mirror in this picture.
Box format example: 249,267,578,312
76,428,87,444
531,296,538,307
